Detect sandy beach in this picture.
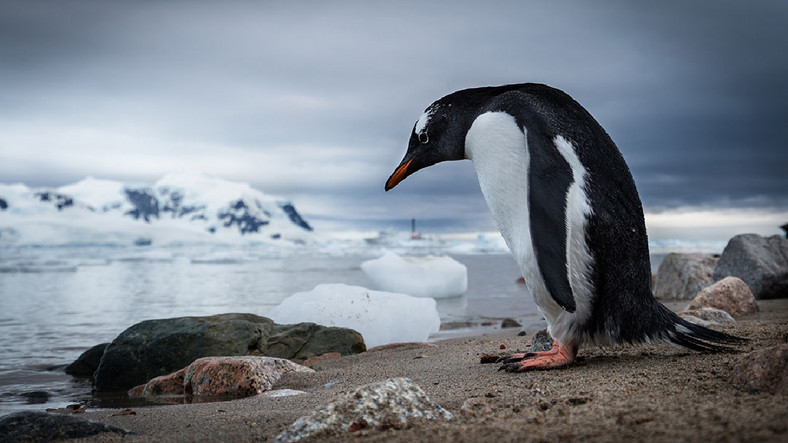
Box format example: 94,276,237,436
66,299,787,442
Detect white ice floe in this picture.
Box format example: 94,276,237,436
190,250,260,264
266,283,441,348
111,248,175,262
360,251,467,298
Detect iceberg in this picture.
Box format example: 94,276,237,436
266,283,441,348
361,251,467,298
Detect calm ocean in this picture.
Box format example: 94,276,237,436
0,244,668,414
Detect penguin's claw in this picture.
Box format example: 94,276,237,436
496,352,534,363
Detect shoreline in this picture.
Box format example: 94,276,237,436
59,299,787,442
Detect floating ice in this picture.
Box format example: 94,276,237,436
190,250,259,264
361,251,467,298
266,283,441,348
0,260,77,273
111,248,175,262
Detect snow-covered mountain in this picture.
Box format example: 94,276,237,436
0,173,314,246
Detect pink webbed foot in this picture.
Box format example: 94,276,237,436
498,342,577,372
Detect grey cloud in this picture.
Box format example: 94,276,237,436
0,0,786,234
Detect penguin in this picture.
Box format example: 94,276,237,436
385,83,743,372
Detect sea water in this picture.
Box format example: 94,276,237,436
0,244,545,415
0,244,671,415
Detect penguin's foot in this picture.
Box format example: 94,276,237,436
498,343,576,372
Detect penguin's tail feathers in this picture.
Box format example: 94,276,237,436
664,312,747,352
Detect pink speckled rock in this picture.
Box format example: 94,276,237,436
729,344,788,394
129,356,313,399
687,277,759,318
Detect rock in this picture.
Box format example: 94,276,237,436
654,253,718,300
687,277,759,318
677,314,713,327
21,391,51,404
460,397,493,417
729,344,788,394
501,318,521,328
303,352,342,366
678,307,735,324
530,329,554,352
0,411,134,442
94,313,365,392
130,356,313,399
713,234,788,299
276,378,453,442
65,343,109,377
759,272,788,299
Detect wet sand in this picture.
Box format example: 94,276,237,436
72,299,787,442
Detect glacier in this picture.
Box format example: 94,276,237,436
0,172,313,247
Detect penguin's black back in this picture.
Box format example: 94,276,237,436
509,85,657,343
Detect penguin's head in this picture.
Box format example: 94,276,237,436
385,100,467,191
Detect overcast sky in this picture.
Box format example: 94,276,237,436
1,0,786,239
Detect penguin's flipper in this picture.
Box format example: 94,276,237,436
525,126,576,313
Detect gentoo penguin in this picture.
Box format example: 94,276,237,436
385,83,742,372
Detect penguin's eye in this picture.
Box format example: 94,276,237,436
418,132,429,144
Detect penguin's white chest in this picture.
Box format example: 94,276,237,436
465,111,595,345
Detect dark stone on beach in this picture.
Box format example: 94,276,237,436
501,318,521,328
654,253,717,300
21,391,51,404
0,411,135,442
93,313,365,392
65,343,109,377
530,329,553,352
713,234,788,299
729,344,788,394
759,272,788,299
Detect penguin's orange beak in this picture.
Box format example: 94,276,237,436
385,159,412,191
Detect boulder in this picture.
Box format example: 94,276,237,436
713,234,788,299
677,307,735,325
654,253,718,300
759,272,788,299
0,411,134,442
64,343,109,377
93,313,365,392
276,378,453,442
129,356,313,399
687,277,759,318
729,344,788,394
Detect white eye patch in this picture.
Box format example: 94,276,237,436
414,105,437,134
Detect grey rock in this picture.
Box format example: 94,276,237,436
759,272,788,299
501,318,521,328
65,343,109,377
0,411,134,442
654,253,718,300
713,234,788,299
93,313,365,392
276,378,452,442
677,314,713,327
530,329,554,352
678,307,735,324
